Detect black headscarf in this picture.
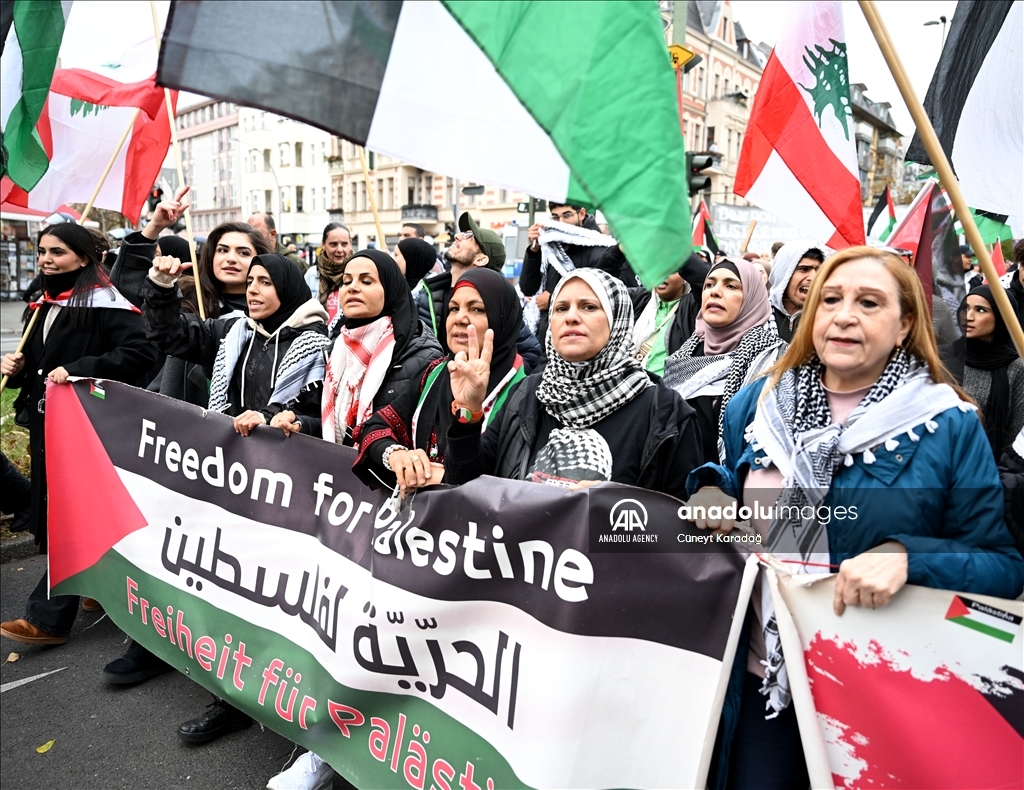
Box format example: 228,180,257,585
343,249,419,356
246,254,311,334
397,238,437,290
960,285,1019,456
420,268,522,457
155,235,191,262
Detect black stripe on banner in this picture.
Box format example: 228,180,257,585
906,0,1015,169
0,2,14,59
157,0,402,144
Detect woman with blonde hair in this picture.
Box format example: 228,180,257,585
685,247,1023,790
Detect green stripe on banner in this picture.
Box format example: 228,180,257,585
58,549,528,790
2,0,66,190
442,0,690,288
949,616,1015,643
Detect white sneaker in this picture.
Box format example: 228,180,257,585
266,751,335,790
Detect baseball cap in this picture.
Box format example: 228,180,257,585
959,244,974,257
458,212,505,269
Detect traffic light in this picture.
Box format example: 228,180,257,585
686,153,713,197
147,186,163,211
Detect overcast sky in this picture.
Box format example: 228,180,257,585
731,0,958,137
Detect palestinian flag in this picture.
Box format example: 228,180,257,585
0,0,73,191
1,3,175,222
906,1,1022,218
887,180,963,318
691,199,720,255
735,1,864,249
945,595,1021,643
157,0,690,289
48,379,756,789
866,185,896,242
956,208,1015,247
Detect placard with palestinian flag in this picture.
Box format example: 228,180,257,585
157,0,690,289
771,571,1023,789
46,379,756,789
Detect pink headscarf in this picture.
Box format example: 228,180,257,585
696,257,772,355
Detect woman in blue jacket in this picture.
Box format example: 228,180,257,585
685,247,1024,790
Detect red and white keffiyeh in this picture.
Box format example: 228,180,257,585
321,317,396,444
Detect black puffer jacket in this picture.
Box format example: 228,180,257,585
142,277,326,422
415,270,543,373
444,373,703,500
300,323,443,438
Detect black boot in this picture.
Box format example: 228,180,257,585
177,698,253,743
102,640,173,685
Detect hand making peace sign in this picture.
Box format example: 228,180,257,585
447,324,493,414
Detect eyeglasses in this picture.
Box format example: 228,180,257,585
550,210,579,222
455,231,474,241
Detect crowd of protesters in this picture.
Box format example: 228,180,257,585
2,183,1023,790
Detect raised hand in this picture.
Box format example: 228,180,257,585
447,324,492,414
143,185,192,240
151,254,192,279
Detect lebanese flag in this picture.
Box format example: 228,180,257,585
0,2,174,222
735,1,864,248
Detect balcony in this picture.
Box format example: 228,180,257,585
401,204,438,223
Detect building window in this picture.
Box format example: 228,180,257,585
707,126,716,149
386,177,394,209
695,123,702,149
279,143,290,167
296,186,304,213
351,183,357,211
337,186,344,209
697,68,705,98
499,188,508,203
376,178,384,210
359,182,367,211
295,142,303,167
263,149,271,171
231,185,237,206
714,74,720,98
265,190,272,213
407,177,415,206
724,79,730,96
727,130,733,160
446,177,453,206
322,187,326,212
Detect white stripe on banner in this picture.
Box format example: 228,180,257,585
742,150,839,244
112,468,752,789
366,0,571,203
953,1,1023,217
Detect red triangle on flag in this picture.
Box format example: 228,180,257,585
45,382,148,588
944,595,972,620
990,242,1006,278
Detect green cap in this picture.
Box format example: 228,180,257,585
458,212,505,269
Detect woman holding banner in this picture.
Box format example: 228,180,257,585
0,223,157,647
441,268,702,498
353,268,526,492
663,257,786,464
684,248,1024,790
269,249,442,443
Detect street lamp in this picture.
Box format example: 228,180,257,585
923,16,947,50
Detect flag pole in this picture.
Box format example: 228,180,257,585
78,108,142,225
858,0,1024,360
150,0,205,320
740,220,757,253
357,146,387,250
0,310,40,396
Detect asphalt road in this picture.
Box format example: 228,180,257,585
0,553,354,790
2,300,26,356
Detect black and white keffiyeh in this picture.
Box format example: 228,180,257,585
538,219,616,282
663,318,782,432
536,269,652,429
208,315,330,413
752,350,974,715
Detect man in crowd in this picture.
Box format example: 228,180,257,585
768,242,825,341
519,201,636,344
399,222,425,240
962,244,983,292
771,241,785,259
248,212,306,273
417,212,541,372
